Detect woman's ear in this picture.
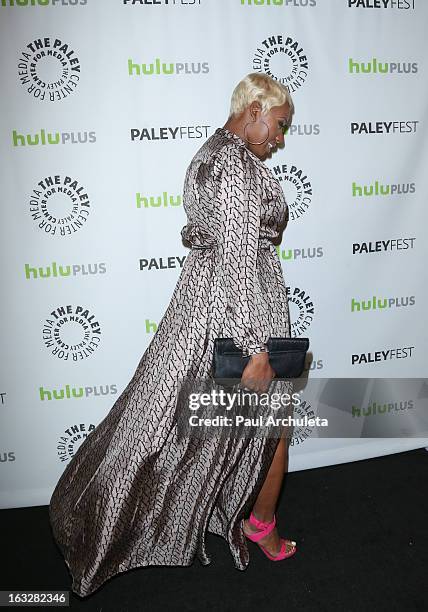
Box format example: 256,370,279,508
249,101,262,121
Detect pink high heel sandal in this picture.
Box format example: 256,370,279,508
242,511,297,561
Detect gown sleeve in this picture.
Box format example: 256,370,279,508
214,144,270,357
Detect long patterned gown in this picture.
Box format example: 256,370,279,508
48,127,293,598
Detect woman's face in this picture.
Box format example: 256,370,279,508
246,101,291,160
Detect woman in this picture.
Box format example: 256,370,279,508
49,72,297,598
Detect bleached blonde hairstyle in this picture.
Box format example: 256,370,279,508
229,73,294,118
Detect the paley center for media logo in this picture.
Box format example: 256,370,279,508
43,304,102,361
271,162,313,220
57,423,96,462
252,33,309,92
18,37,81,102
29,173,91,236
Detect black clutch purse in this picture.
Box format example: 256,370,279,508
212,337,310,382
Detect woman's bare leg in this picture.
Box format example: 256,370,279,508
253,437,288,521
242,437,295,554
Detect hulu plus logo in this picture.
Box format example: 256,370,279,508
351,295,415,312
136,192,182,208
24,262,106,279
352,180,415,198
128,58,209,76
39,383,117,401
144,320,158,334
348,58,418,75
12,129,96,147
275,245,323,261
351,400,414,417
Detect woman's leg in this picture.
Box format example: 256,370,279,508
243,437,295,554
252,436,288,521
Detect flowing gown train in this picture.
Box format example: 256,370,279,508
49,127,293,597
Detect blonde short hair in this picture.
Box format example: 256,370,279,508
229,73,294,118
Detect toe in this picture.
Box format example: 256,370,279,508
285,539,296,553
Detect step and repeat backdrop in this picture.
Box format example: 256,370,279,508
1,0,427,509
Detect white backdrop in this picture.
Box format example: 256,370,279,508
1,0,427,509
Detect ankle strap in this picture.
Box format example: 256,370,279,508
247,512,276,542
249,511,276,530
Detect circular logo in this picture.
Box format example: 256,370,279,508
287,286,315,336
43,305,102,361
290,399,317,446
30,174,91,236
18,37,81,102
271,163,313,221
56,423,96,462
252,34,309,92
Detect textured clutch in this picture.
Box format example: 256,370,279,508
212,337,310,382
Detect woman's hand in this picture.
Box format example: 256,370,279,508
241,352,276,394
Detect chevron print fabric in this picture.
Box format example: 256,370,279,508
49,127,293,598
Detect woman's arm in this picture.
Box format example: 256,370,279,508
215,144,270,358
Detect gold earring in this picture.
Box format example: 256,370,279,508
243,119,270,145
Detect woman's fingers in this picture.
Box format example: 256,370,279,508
241,362,275,393
241,361,275,391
